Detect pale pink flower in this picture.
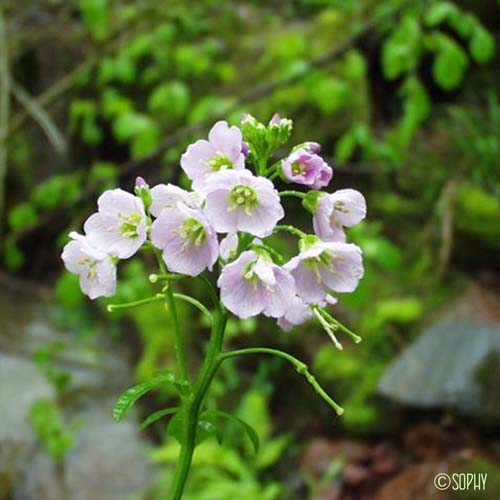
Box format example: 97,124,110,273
281,149,332,189
149,183,199,217
217,251,295,319
285,240,364,303
84,189,147,259
203,169,284,237
181,121,246,190
313,189,366,241
61,233,116,299
151,204,218,276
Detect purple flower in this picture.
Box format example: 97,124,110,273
84,189,147,259
300,141,322,154
181,121,246,190
277,296,314,331
149,183,199,218
285,239,363,303
217,250,296,319
61,233,116,299
281,149,332,189
203,169,284,237
313,189,366,241
277,294,337,331
151,203,218,277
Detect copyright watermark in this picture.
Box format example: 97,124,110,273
434,472,487,491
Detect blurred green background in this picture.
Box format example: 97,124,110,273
1,1,500,499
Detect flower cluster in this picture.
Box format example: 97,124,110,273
62,116,366,347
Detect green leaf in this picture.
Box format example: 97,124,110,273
4,236,25,271
255,435,289,469
101,89,133,118
113,370,177,422
397,76,430,147
140,407,179,430
113,112,155,141
309,76,350,115
167,411,222,446
205,410,260,454
382,15,421,80
148,81,190,119
8,202,38,231
431,34,468,90
112,112,161,159
30,399,75,461
79,0,109,41
130,127,161,159
33,175,81,210
335,129,358,162
424,2,458,27
469,25,495,64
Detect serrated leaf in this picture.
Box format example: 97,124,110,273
205,409,260,454
113,370,177,423
140,407,179,430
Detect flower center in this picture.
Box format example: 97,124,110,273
229,185,258,215
209,153,234,171
304,251,336,284
291,161,305,176
79,258,98,280
180,217,206,247
242,261,261,292
119,213,142,239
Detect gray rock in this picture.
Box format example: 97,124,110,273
378,321,500,420
0,355,55,443
65,407,152,500
0,281,154,499
0,354,56,499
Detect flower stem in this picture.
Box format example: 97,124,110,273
168,307,228,500
274,224,308,239
165,286,189,382
279,190,305,199
221,347,344,416
173,293,212,322
106,294,165,312
152,246,190,383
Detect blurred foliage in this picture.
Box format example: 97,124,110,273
2,0,500,496
29,399,76,462
151,389,285,499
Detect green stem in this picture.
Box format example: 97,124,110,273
165,286,189,382
274,224,307,239
168,307,228,500
221,347,344,416
152,246,189,382
149,273,186,283
173,293,212,322
319,308,362,344
107,294,165,311
279,190,305,200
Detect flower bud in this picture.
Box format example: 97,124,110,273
134,177,152,211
